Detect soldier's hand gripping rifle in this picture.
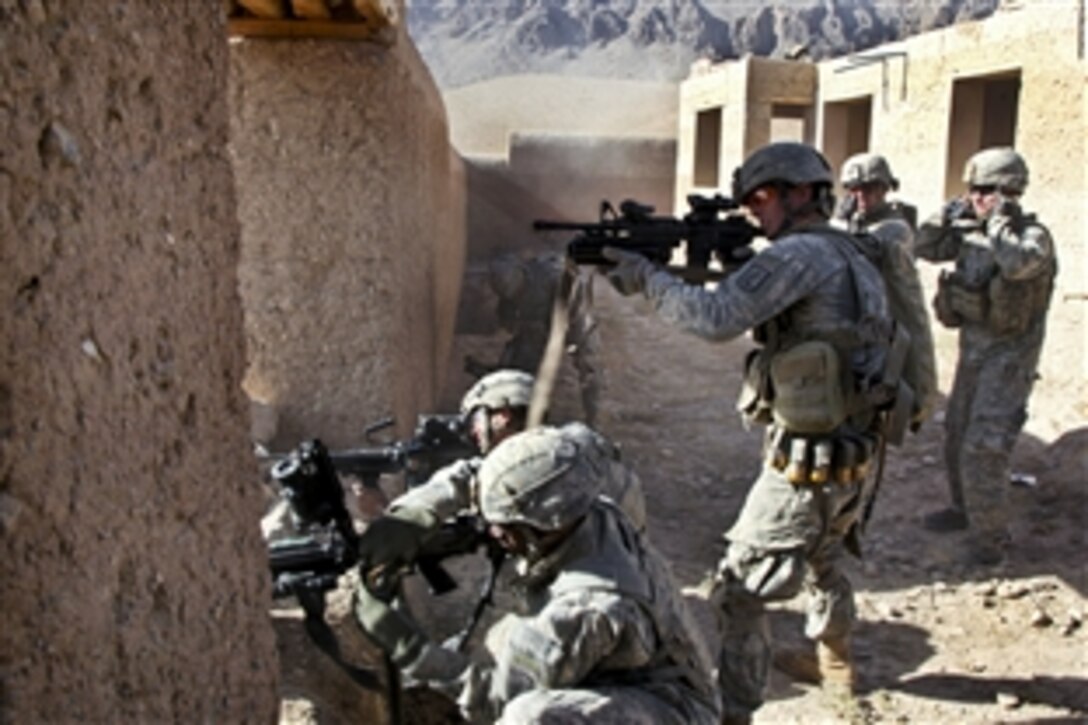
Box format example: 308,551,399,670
265,438,503,717
534,193,761,284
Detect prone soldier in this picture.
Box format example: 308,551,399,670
915,147,1057,566
602,142,899,722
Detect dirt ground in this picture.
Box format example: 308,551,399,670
276,265,1086,724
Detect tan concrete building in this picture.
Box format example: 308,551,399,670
675,0,1087,420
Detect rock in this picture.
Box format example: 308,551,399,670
1030,607,1053,628
996,692,1021,709
1061,609,1082,636
998,582,1031,599
38,121,82,168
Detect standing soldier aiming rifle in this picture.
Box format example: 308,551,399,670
601,142,901,723
915,147,1057,567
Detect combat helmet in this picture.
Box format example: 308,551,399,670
963,147,1029,193
732,142,834,201
477,426,604,532
841,152,899,190
460,369,535,417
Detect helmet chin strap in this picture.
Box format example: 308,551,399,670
774,183,833,237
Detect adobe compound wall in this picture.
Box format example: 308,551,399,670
1,4,278,721
230,30,466,449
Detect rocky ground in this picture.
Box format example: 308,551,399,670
274,266,1086,724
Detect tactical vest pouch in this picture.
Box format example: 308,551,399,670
737,349,774,426
986,272,1051,336
934,270,986,328
769,341,848,434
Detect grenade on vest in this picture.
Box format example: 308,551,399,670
833,438,858,484
810,441,833,484
785,438,810,484
853,437,875,480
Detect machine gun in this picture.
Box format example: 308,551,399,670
533,193,761,283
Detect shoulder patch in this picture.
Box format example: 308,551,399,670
735,261,777,293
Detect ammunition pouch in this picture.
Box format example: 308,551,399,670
766,430,877,486
986,271,1052,336
769,341,848,435
934,270,987,328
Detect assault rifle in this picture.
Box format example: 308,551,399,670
265,437,503,699
533,193,761,283
316,413,478,490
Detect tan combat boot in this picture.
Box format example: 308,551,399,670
817,634,855,694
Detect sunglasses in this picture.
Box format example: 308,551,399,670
970,185,1022,198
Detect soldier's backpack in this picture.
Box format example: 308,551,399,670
849,228,939,433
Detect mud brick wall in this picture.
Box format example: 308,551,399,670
1,3,278,721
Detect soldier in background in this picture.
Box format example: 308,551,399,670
835,152,939,430
835,152,917,250
915,147,1057,566
354,426,720,724
467,252,602,426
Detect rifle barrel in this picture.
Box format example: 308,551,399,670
532,220,604,232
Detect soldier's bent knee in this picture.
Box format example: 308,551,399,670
719,545,807,603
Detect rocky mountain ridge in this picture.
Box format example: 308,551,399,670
407,0,1000,88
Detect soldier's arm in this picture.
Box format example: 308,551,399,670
386,456,481,525
987,210,1056,281
641,238,833,342
470,593,653,717
914,210,965,262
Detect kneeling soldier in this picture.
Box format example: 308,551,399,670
354,425,720,723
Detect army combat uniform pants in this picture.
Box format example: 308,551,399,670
710,461,863,718
944,328,1042,547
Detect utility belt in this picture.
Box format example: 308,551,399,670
738,334,911,445
765,427,878,486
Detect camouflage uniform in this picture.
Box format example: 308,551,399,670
835,153,939,427
604,142,894,719
488,253,602,425
915,147,1056,558
356,427,719,724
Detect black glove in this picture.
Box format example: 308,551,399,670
943,196,975,224
357,514,432,573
